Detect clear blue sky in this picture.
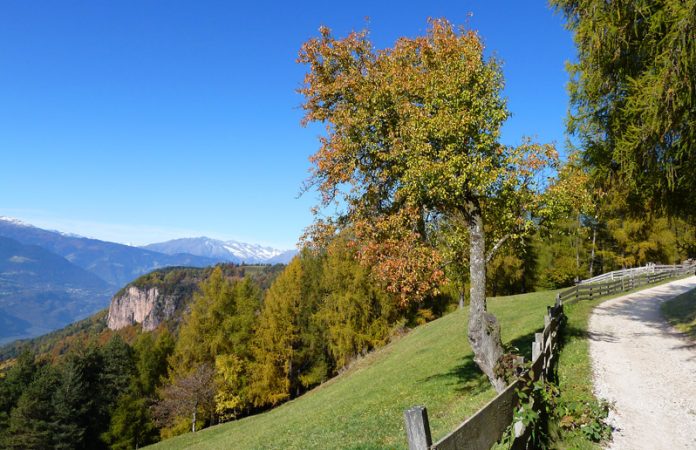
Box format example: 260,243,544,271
0,1,575,249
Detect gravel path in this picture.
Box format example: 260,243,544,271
589,276,696,450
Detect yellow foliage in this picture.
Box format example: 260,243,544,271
214,354,244,420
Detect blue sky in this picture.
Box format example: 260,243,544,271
0,1,575,249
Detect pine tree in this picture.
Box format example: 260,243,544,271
4,365,60,450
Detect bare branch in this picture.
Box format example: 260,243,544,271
486,233,511,263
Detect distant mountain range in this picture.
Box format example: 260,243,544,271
0,235,113,343
142,237,297,264
0,217,221,287
0,217,296,344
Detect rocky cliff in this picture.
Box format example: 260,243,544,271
105,265,252,332
107,286,182,331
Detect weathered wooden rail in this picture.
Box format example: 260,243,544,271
404,302,564,450
560,263,695,305
404,262,695,450
578,263,691,285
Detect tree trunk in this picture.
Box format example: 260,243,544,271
458,289,465,309
465,200,507,393
575,213,581,270
589,227,597,276
192,399,198,433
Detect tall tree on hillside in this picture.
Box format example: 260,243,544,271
167,267,261,424
103,332,172,449
3,365,60,450
551,0,696,216
170,267,260,371
52,346,109,450
134,330,175,396
0,350,38,435
250,253,328,405
318,232,397,369
298,19,558,391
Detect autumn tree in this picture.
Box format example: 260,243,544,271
167,266,261,423
318,232,397,369
250,253,328,406
298,19,557,391
154,363,215,434
551,0,696,217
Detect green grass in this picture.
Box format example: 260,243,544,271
152,276,691,450
151,290,558,450
661,288,696,339
553,295,607,449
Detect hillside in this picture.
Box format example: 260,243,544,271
0,236,113,343
0,264,284,361
150,289,557,450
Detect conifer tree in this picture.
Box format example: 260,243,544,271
551,0,696,216
318,233,396,369
250,253,328,406
3,365,60,450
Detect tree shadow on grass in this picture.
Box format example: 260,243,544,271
560,322,619,344
418,353,489,396
418,330,545,397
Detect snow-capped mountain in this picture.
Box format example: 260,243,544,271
142,237,297,264
0,217,220,287
0,217,221,343
0,216,32,227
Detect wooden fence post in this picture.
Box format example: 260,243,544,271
532,333,543,361
404,406,432,450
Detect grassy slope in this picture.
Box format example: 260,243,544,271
661,287,696,339
152,290,558,450
152,276,694,450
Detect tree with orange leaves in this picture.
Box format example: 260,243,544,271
298,19,558,392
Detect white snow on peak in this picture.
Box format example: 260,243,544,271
0,216,33,227
222,240,284,260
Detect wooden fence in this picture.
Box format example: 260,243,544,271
559,263,695,305
578,263,692,285
403,262,695,450
404,302,564,450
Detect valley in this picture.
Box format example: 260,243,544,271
0,217,293,343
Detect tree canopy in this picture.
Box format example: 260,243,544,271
551,0,696,216
299,18,559,391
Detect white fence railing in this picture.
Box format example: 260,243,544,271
578,262,692,285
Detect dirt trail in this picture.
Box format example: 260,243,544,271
589,276,696,450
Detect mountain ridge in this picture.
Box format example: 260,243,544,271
0,217,222,287
142,236,297,264
0,217,294,344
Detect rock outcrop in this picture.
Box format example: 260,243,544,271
107,286,182,331
105,264,262,332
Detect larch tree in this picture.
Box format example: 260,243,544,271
551,0,696,217
298,19,558,392
250,253,328,406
